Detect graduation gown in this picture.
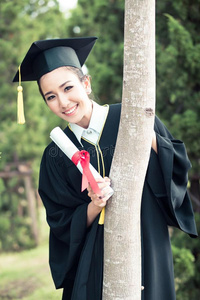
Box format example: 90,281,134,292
38,103,197,300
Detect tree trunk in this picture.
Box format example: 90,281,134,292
103,0,155,299
24,176,39,245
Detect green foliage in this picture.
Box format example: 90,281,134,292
156,2,200,179
172,245,195,289
171,213,200,300
0,0,66,175
0,178,36,252
0,0,66,251
65,0,124,104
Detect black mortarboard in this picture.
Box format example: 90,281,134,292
13,37,97,82
13,37,97,124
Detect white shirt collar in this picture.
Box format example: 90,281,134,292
69,101,108,144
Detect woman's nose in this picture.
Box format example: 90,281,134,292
58,94,70,107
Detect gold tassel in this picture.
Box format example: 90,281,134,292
98,207,105,225
17,66,25,124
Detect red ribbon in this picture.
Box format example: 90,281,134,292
72,150,102,195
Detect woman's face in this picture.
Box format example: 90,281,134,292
40,67,92,129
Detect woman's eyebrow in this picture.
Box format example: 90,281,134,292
59,80,72,88
44,81,72,97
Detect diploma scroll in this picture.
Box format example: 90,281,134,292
50,127,114,198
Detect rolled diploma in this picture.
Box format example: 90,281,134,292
50,127,114,197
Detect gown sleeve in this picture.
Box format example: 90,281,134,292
38,143,90,289
146,116,198,237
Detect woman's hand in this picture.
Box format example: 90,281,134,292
87,176,111,207
87,177,111,227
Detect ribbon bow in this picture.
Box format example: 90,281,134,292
72,150,102,195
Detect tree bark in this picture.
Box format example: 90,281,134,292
103,0,155,299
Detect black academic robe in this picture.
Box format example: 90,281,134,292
38,103,197,300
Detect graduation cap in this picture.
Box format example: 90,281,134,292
13,37,98,124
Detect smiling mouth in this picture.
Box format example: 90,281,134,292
63,104,78,116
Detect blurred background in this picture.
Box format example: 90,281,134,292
0,0,199,299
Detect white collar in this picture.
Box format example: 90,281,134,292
69,101,108,144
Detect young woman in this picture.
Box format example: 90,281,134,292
13,37,197,300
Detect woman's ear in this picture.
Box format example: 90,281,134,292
83,76,92,95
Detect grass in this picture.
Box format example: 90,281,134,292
0,209,62,300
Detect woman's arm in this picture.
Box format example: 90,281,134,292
151,131,158,153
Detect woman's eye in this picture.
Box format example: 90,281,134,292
65,86,73,91
46,95,55,101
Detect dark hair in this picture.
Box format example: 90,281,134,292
37,66,87,102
